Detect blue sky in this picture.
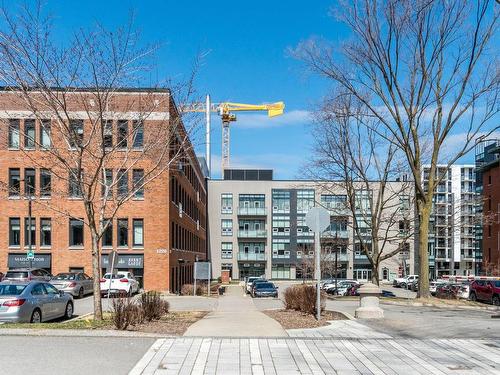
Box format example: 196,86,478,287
18,0,343,179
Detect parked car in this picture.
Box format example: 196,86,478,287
50,272,93,298
2,268,52,282
436,283,462,299
252,282,278,298
325,280,359,296
250,279,269,296
469,280,500,305
346,284,361,296
393,274,418,288
409,280,419,292
458,282,471,299
429,281,446,296
320,279,334,289
0,281,73,323
100,272,140,297
245,277,262,294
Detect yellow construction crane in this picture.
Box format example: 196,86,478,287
185,96,285,176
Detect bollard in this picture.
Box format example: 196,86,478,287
355,282,384,319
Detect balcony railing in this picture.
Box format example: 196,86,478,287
322,230,349,239
238,252,266,261
237,229,267,238
238,206,267,216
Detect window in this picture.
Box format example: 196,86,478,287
488,175,492,185
297,189,315,213
40,120,51,149
102,169,113,198
69,219,84,247
9,218,20,246
133,219,144,247
24,217,36,247
132,120,143,148
221,193,233,214
399,195,410,211
133,169,144,198
9,168,20,196
221,219,233,236
102,219,113,247
8,119,20,148
272,190,290,213
117,169,128,198
40,169,51,197
271,265,290,279
355,190,372,211
31,284,46,296
69,169,82,198
118,219,128,247
221,242,233,259
40,218,51,247
69,120,84,148
117,120,128,148
321,194,347,211
103,120,113,148
24,168,36,196
24,119,36,149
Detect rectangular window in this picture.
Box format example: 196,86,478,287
133,169,144,198
24,168,36,196
9,168,20,196
40,120,51,149
8,119,20,148
221,193,233,214
40,169,51,197
103,120,113,148
69,219,84,247
24,217,36,247
221,242,233,259
133,219,144,247
117,219,128,247
69,169,82,198
221,219,233,236
297,189,315,213
117,120,128,148
102,219,113,247
117,169,128,198
40,218,51,247
69,120,84,148
102,169,113,198
272,190,291,213
24,119,36,149
9,218,21,246
132,120,143,148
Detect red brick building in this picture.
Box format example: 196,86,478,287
0,88,207,292
479,141,500,275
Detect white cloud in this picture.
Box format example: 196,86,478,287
234,110,311,129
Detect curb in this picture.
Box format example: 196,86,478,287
0,328,175,338
380,299,500,311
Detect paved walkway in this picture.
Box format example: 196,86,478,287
183,285,286,337
287,320,392,339
130,337,500,375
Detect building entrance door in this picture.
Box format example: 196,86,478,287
354,269,372,281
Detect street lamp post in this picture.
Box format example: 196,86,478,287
27,195,33,269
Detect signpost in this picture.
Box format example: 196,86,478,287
194,262,211,296
305,207,330,321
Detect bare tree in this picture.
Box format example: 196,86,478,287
293,0,499,296
308,94,414,285
0,4,201,319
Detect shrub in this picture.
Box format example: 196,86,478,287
283,284,325,315
139,291,169,321
181,284,203,296
111,297,143,330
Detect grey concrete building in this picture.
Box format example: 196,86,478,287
208,169,415,282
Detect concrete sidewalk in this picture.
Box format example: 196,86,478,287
184,285,286,337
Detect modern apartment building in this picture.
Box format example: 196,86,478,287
0,88,207,292
208,169,414,282
475,140,500,275
423,165,477,278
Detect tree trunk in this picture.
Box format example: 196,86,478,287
371,264,380,286
91,232,103,320
417,205,432,298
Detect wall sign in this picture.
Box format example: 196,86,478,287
8,253,51,268
101,254,144,269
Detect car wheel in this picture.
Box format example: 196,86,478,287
78,287,84,299
64,302,73,320
470,292,477,301
30,309,42,323
493,295,500,306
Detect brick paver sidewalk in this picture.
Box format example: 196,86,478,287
130,337,500,375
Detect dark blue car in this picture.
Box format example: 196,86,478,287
252,282,278,298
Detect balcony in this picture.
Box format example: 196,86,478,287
322,230,349,239
238,206,267,216
238,252,266,261
237,229,267,238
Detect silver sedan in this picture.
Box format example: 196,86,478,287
0,281,74,323
50,272,93,298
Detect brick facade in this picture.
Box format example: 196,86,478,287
482,162,500,274
0,89,207,292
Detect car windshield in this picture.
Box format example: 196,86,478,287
0,284,26,295
256,283,274,289
53,273,76,280
5,271,28,279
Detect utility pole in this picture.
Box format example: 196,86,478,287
28,196,32,269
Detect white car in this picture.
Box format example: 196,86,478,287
325,280,359,295
393,275,419,288
100,272,140,297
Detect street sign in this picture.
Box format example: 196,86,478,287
305,207,330,233
26,250,34,261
